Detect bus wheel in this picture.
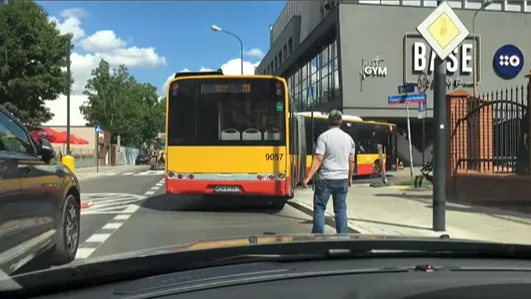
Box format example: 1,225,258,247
268,200,286,213
372,161,381,176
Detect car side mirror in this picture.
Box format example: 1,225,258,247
39,138,55,164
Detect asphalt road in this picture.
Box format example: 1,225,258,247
16,171,387,274
75,170,335,261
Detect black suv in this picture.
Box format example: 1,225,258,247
0,106,81,275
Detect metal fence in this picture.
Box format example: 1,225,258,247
452,85,529,174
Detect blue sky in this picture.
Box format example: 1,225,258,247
38,1,285,95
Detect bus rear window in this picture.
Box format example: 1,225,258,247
167,78,286,146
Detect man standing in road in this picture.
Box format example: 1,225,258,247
302,110,355,234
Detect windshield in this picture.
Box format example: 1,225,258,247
2,0,530,290
167,77,286,146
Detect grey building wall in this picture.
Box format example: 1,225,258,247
339,4,531,119
256,1,337,75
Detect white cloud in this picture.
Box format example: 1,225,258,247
161,58,260,94
79,30,126,52
245,48,265,58
48,8,166,95
60,8,88,19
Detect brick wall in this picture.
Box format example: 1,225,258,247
447,71,531,204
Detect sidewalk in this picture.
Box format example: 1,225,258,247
289,185,531,245
73,164,150,181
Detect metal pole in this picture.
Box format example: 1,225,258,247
95,132,99,173
472,1,491,98
472,11,478,98
310,99,315,191
422,118,426,165
221,30,244,75
432,0,447,232
406,103,414,178
66,39,71,154
240,40,244,75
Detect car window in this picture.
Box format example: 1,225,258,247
0,111,36,156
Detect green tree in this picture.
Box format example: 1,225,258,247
0,0,72,128
81,59,164,147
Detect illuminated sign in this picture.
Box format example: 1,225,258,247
201,83,252,94
403,33,480,89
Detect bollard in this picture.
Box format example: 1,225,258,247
61,155,75,173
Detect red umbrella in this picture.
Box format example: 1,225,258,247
31,128,59,142
53,131,89,145
73,136,89,145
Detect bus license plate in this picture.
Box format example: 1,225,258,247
213,186,241,193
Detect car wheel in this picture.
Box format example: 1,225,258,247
51,194,80,265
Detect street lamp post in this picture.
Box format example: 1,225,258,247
66,38,72,154
211,24,244,75
472,0,492,98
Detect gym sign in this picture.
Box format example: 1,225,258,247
360,55,387,91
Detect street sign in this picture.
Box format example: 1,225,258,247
418,101,427,119
94,125,103,133
388,93,427,106
415,1,469,60
418,101,427,112
417,72,430,94
398,83,416,94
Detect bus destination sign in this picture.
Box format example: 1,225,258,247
201,82,252,94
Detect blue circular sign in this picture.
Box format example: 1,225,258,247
493,44,524,79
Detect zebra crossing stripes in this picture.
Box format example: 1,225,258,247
80,193,147,215
99,170,165,177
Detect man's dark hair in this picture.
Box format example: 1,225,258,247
328,109,343,126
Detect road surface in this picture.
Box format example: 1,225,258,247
75,168,334,261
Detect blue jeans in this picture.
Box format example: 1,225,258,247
312,179,349,234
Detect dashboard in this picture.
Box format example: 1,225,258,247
31,257,531,299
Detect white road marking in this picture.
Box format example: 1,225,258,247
134,170,165,176
75,248,96,259
76,182,164,261
114,214,130,220
103,222,123,230
85,233,111,243
80,193,146,215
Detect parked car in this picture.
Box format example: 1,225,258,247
0,105,81,275
135,154,150,165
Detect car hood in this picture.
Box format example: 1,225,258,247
73,233,456,265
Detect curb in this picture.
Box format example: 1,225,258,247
287,200,360,234
80,200,94,209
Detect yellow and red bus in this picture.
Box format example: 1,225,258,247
297,112,398,177
164,71,306,208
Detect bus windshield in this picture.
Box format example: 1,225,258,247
167,77,286,146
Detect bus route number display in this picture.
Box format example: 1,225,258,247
201,83,251,94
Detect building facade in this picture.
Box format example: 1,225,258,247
256,0,531,166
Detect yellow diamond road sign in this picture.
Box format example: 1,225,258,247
416,1,469,60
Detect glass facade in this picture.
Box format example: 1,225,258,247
285,39,341,111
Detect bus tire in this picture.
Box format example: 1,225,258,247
269,200,286,213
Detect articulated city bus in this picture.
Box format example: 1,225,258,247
297,112,398,177
165,71,306,208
